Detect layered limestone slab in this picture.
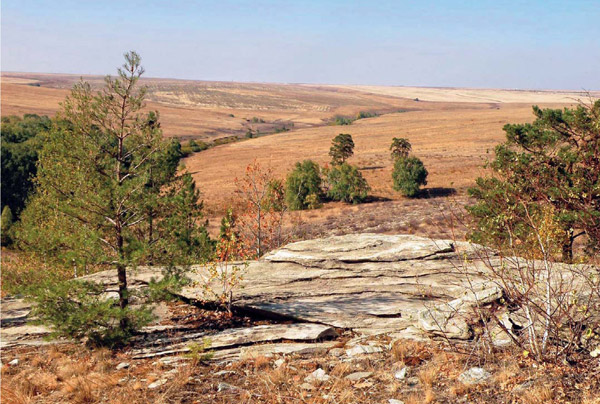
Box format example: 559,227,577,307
131,323,338,359
0,234,505,349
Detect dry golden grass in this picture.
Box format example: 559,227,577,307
251,355,272,371
2,72,415,140
493,359,521,387
391,339,431,366
334,84,600,103
521,383,555,404
187,103,564,210
583,394,600,404
2,71,582,242
2,338,598,404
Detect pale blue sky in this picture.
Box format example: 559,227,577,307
2,0,599,89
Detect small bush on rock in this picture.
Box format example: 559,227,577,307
27,279,154,347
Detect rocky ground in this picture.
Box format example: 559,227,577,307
2,234,599,403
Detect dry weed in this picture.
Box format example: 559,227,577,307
521,383,554,404
392,339,430,366
252,355,272,371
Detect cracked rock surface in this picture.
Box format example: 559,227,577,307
1,234,507,350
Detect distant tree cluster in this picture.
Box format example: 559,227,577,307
331,111,380,126
284,133,370,209
282,132,430,210
1,114,51,217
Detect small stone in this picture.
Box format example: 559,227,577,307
305,368,330,383
8,359,19,366
217,382,238,392
214,370,235,377
158,357,186,365
345,345,383,357
406,376,419,386
164,368,179,376
512,380,535,393
148,379,167,389
300,383,314,390
345,371,372,381
329,348,345,357
394,367,408,380
389,400,405,404
274,359,285,368
354,381,374,389
116,362,130,370
458,367,491,385
118,377,128,384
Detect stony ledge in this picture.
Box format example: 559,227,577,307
2,233,593,359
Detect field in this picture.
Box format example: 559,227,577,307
2,72,596,238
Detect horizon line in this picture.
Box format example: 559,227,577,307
2,70,599,94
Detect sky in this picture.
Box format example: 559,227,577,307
2,0,599,90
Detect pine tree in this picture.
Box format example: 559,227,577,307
468,101,600,261
16,52,211,341
329,133,355,165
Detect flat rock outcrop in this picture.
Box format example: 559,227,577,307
0,234,524,353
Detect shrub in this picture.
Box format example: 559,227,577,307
285,160,323,210
213,136,239,146
188,139,208,152
392,156,428,197
356,111,379,119
304,193,322,209
467,205,600,362
332,115,354,126
326,163,370,204
235,161,287,258
27,279,153,347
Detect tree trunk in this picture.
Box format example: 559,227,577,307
117,263,129,330
148,213,154,265
561,228,574,263
256,206,262,258
116,227,129,330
